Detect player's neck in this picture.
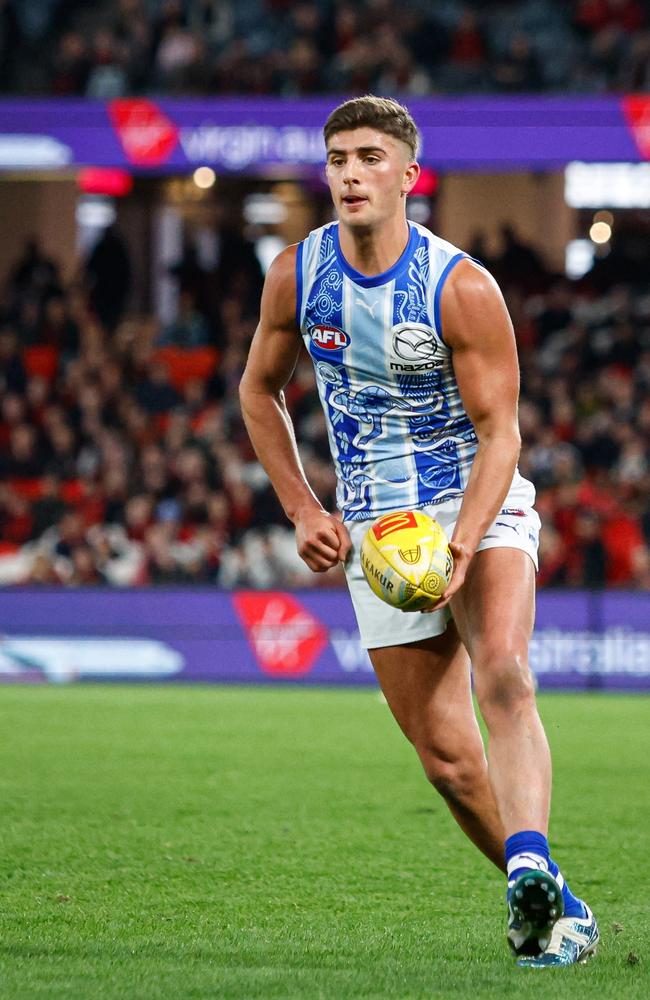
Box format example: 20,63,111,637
338,216,410,277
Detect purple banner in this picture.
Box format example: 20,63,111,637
0,96,648,173
0,588,649,690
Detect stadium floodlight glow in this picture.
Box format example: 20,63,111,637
407,197,430,224
565,239,594,280
589,221,612,244
243,194,287,225
0,135,72,167
192,166,216,189
255,234,286,274
75,196,116,229
565,162,650,208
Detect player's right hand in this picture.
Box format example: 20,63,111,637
294,507,352,573
430,539,471,610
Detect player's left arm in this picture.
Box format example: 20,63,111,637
436,258,522,606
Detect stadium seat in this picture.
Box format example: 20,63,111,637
23,345,60,381
153,347,219,390
7,478,45,500
60,480,85,504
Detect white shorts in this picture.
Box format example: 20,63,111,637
343,481,540,649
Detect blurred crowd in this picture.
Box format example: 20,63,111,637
1,221,649,591
1,0,649,98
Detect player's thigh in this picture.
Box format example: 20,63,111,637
450,548,536,697
369,619,481,757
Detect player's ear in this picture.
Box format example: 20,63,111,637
401,161,420,196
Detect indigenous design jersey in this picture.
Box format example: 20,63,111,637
296,221,520,521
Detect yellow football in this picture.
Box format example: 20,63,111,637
360,510,453,612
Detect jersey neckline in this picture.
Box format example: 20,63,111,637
332,221,417,288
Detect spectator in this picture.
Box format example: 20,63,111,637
497,224,547,291
50,31,90,95
30,474,66,538
157,291,211,348
44,422,79,480
85,27,128,98
39,295,80,353
0,0,20,91
0,328,27,394
9,238,60,307
24,552,61,585
67,543,107,585
492,31,543,94
1,424,42,478
85,226,132,332
443,9,487,90
52,509,86,559
569,510,607,586
135,362,182,414
0,488,33,545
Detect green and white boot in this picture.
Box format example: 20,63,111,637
507,869,564,958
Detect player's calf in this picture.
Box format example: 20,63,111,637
415,743,506,872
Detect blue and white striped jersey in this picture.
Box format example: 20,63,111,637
296,220,519,522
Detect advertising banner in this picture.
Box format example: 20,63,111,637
1,588,649,690
0,96,649,173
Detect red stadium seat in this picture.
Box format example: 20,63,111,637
23,345,60,381
60,480,84,504
153,347,219,390
7,478,45,500
153,412,172,436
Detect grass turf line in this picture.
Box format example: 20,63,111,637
0,685,647,999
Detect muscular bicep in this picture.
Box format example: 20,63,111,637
441,260,520,439
241,245,302,395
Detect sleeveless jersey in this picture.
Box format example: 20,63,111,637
296,221,511,521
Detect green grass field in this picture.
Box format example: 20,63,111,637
0,685,647,999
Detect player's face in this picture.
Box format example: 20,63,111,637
325,127,419,230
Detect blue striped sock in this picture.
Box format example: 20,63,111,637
548,858,587,919
504,830,586,918
505,830,550,882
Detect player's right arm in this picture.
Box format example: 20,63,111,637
239,246,351,572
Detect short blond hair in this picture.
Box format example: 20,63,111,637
323,95,420,159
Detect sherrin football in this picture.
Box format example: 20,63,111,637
360,510,453,611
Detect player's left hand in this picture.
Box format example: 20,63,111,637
422,540,471,612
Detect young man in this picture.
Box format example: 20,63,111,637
239,96,598,967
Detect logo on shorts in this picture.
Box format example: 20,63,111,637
500,508,526,517
390,323,443,373
309,325,350,351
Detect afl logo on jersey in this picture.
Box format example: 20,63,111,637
309,324,351,351
390,322,443,372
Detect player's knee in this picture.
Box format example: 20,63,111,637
416,746,483,804
474,647,536,717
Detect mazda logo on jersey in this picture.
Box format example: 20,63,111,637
390,322,443,372
309,325,350,350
